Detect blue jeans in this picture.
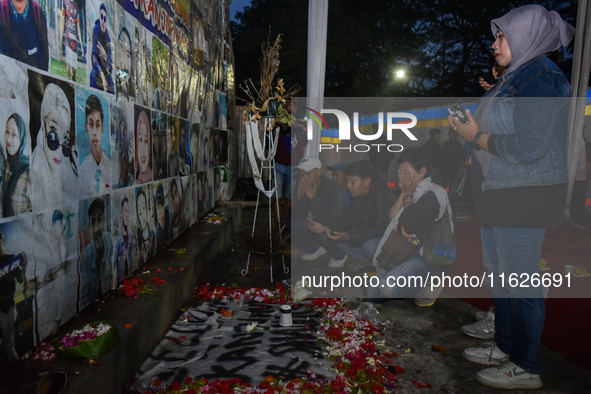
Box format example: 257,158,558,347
275,164,292,200
335,238,381,262
367,256,440,298
481,225,545,374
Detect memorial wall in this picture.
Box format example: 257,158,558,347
0,0,234,368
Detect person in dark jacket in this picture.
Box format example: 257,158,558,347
324,160,395,268
291,156,347,261
0,0,48,70
90,3,113,93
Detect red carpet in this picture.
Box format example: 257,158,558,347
451,221,591,371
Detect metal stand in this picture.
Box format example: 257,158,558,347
241,125,289,283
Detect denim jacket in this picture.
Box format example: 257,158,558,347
481,55,571,191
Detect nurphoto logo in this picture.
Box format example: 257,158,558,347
305,108,418,153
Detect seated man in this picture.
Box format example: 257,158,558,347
327,162,351,205
324,160,395,268
291,157,347,260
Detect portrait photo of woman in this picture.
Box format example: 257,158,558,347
134,106,152,184
30,80,78,210
2,113,32,217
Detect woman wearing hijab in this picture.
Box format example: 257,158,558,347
30,83,78,210
3,113,32,216
448,5,574,390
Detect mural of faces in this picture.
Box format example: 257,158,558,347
0,0,230,373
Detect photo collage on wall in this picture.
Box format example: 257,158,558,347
0,0,232,368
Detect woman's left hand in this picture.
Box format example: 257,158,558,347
448,109,480,142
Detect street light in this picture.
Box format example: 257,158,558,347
395,69,406,79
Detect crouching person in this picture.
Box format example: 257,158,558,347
291,156,347,260
368,147,456,306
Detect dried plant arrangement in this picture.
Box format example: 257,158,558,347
239,33,301,126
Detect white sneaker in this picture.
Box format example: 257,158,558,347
328,255,348,268
302,247,326,261
461,311,495,339
463,342,507,366
476,360,543,389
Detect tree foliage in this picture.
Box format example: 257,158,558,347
231,0,578,97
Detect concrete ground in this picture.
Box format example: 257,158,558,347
185,203,591,394
2,197,590,393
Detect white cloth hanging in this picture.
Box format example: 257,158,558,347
245,121,280,198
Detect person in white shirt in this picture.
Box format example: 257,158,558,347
79,94,111,197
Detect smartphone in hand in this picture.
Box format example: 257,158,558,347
448,103,469,124
481,70,497,85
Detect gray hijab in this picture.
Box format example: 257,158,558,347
492,4,575,75
473,5,574,177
